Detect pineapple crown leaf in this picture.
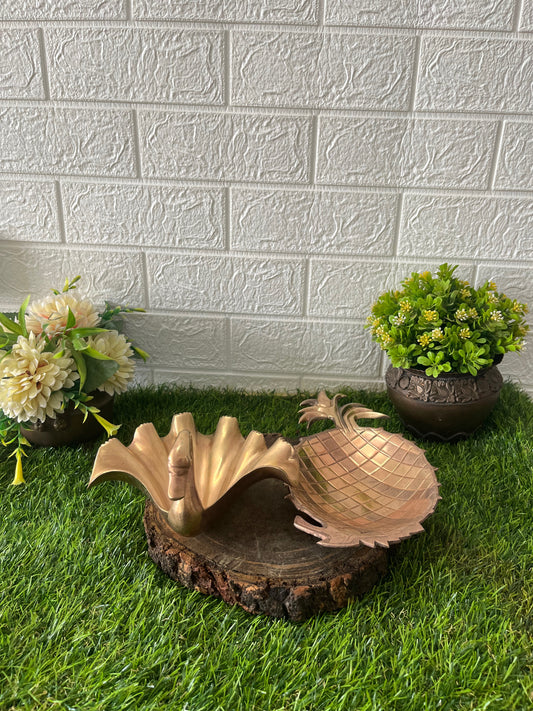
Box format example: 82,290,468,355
299,391,388,432
298,392,345,428
339,404,389,421
339,404,389,433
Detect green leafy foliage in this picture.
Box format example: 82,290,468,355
133,346,150,362
82,355,120,394
51,274,81,295
416,351,452,377
98,301,145,334
0,312,23,336
367,264,529,377
17,294,31,338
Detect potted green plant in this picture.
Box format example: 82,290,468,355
367,264,529,440
0,276,148,485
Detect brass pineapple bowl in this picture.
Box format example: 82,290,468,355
89,392,440,548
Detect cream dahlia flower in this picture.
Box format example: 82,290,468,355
87,330,135,396
0,333,78,423
26,292,100,337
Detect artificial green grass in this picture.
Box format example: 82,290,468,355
1,383,532,711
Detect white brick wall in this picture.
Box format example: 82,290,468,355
325,1,516,29
231,31,416,110
47,28,225,105
0,3,532,397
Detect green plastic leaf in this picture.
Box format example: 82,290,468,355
62,275,81,293
83,355,119,393
84,346,114,361
69,327,108,338
417,355,432,367
70,349,87,391
72,337,88,351
100,319,123,332
66,307,76,330
18,294,31,338
0,312,23,336
133,346,149,362
0,332,18,350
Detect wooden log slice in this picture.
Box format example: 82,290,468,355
144,473,388,621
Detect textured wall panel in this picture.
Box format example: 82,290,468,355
123,313,227,370
230,318,381,376
0,3,531,396
0,107,135,178
306,259,468,319
47,28,224,105
418,38,533,113
140,111,311,183
521,1,533,30
231,188,398,255
0,246,145,310
401,195,533,261
135,0,317,23
0,1,127,19
325,0,515,30
317,117,497,189
0,30,44,99
497,347,533,388
62,182,224,249
232,31,415,110
308,259,395,317
0,181,59,242
494,122,533,191
147,253,304,315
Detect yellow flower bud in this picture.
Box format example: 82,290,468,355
92,413,121,438
11,449,25,486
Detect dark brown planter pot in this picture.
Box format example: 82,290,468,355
385,365,503,442
21,391,114,447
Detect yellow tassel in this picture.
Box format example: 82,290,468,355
11,450,25,486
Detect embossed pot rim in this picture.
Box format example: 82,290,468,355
385,363,504,403
385,364,504,441
392,365,496,382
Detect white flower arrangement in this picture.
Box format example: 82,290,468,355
0,277,148,486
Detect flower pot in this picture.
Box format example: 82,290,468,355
21,391,114,447
385,365,503,442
